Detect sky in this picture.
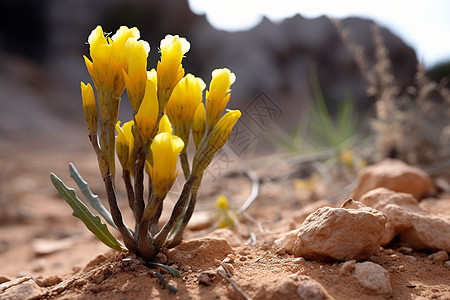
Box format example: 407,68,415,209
188,0,450,68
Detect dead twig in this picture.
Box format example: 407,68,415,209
218,265,252,300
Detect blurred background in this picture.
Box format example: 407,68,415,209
0,0,449,155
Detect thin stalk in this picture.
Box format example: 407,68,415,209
103,174,135,252
149,202,163,236
167,175,202,248
153,174,197,249
134,148,146,225
179,151,190,180
122,169,135,213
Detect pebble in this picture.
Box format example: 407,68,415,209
41,275,62,287
340,260,356,275
353,262,392,296
297,277,325,300
0,276,11,285
398,247,413,254
429,251,449,263
197,271,215,286
0,277,43,300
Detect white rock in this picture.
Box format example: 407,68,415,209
351,159,435,201
274,229,299,254
353,262,392,296
292,201,386,261
361,188,450,251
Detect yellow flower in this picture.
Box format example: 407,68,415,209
135,79,159,146
216,195,229,210
85,26,139,97
192,109,241,176
80,82,98,134
158,114,173,134
192,102,206,148
116,120,135,175
147,68,157,86
148,132,184,197
156,35,190,112
165,74,206,146
208,109,241,150
205,68,236,127
123,38,150,112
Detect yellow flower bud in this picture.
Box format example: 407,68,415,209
192,109,241,176
165,74,206,146
192,102,206,148
116,120,135,175
135,79,159,146
80,82,98,134
205,68,236,127
216,195,229,210
147,69,157,86
157,35,190,111
123,38,150,112
148,132,184,197
158,114,173,134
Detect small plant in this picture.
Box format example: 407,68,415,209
51,25,240,261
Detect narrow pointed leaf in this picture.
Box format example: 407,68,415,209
50,173,126,252
69,163,117,229
147,262,181,277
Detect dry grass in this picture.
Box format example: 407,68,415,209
333,19,450,168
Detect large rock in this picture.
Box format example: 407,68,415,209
351,159,435,201
360,188,450,251
292,200,386,261
353,262,392,296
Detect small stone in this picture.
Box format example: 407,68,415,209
398,265,405,271
239,256,247,261
83,254,108,272
354,262,392,296
351,158,435,201
293,257,306,264
293,201,386,261
274,229,299,255
92,273,104,285
32,237,77,256
221,263,234,275
340,260,356,275
72,266,81,274
398,247,413,254
297,276,325,300
0,276,11,285
154,252,166,264
41,275,62,287
180,265,191,272
0,277,43,300
429,251,449,263
197,271,215,286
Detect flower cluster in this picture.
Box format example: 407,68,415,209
77,25,241,260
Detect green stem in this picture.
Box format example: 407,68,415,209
122,169,135,214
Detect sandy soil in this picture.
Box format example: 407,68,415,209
0,135,449,300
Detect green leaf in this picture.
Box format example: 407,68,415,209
50,173,126,252
69,163,117,229
147,262,181,277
